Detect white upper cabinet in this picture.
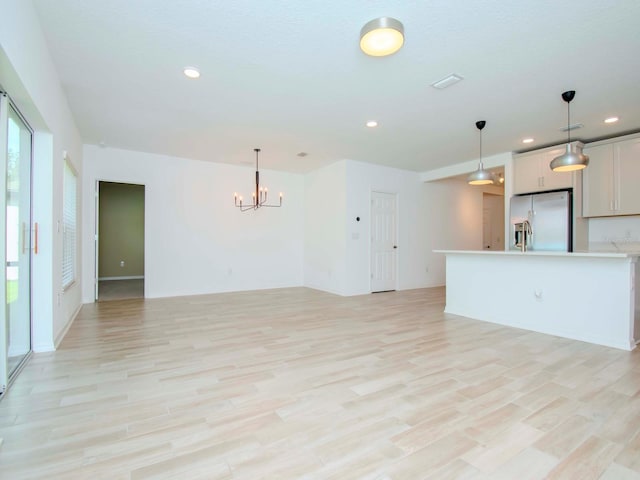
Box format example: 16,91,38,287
582,143,614,217
583,136,640,217
617,138,640,215
513,145,575,194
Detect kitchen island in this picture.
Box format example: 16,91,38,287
436,250,640,351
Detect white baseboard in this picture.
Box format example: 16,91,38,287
54,304,82,349
99,276,144,281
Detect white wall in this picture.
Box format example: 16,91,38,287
344,160,429,295
425,178,505,285
82,145,304,301
304,159,434,296
303,161,347,295
0,0,83,351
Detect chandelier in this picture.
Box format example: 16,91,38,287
234,148,283,211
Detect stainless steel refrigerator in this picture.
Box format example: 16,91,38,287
509,190,572,252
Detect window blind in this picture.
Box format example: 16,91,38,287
62,160,77,289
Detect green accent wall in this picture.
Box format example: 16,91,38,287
98,182,145,278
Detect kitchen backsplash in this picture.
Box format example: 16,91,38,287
588,215,640,253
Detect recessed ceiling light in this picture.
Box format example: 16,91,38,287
522,138,534,144
366,121,378,128
183,67,200,79
604,116,619,124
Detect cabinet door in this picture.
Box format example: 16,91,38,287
541,148,574,191
582,143,614,217
513,154,543,194
616,138,640,216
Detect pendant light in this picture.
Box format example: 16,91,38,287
550,90,589,172
233,148,283,212
467,120,494,185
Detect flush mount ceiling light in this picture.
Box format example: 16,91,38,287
366,120,378,128
359,17,404,57
183,66,200,79
234,149,283,212
522,138,534,144
550,90,589,172
468,121,494,186
604,116,619,124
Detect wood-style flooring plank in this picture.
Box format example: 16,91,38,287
0,286,639,479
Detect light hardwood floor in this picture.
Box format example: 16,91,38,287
1,287,639,479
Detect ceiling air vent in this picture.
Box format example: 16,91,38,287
430,73,464,90
560,123,583,132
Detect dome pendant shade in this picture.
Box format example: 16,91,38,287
468,120,494,185
359,17,404,56
467,168,495,185
551,90,589,172
550,143,589,172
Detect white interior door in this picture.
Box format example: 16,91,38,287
371,191,397,292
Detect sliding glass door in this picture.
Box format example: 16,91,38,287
1,93,33,393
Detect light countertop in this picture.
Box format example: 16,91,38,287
434,249,640,259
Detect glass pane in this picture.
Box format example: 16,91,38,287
6,105,32,378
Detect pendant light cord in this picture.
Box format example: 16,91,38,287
479,127,483,168
567,100,571,144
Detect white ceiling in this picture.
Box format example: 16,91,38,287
32,0,640,173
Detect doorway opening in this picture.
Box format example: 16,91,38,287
370,191,398,293
482,192,505,251
96,181,145,301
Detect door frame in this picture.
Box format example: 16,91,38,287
94,180,99,300
94,180,146,301
0,92,8,395
0,91,34,395
482,192,505,251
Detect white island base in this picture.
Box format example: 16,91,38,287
437,250,640,351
